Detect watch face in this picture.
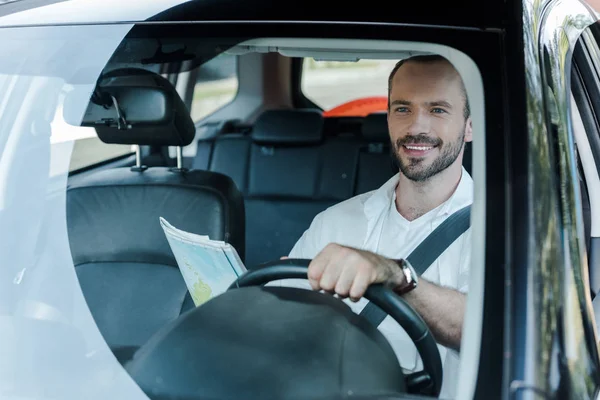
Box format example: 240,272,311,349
403,266,413,284
403,260,418,284
398,259,417,295
393,259,417,295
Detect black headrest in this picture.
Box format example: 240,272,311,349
361,112,390,143
251,109,324,145
126,286,405,399
67,68,195,147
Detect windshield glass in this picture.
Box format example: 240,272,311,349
0,20,485,400
0,23,151,400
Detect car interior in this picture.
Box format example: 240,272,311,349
55,31,543,399
64,46,472,342
5,0,600,398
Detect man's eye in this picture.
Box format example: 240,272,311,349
395,107,409,113
431,108,447,114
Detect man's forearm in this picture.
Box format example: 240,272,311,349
401,278,465,351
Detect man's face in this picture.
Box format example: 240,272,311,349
388,60,472,182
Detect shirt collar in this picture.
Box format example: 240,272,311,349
363,167,473,220
437,167,473,216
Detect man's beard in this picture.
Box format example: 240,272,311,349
391,126,465,182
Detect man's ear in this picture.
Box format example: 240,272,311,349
464,117,473,142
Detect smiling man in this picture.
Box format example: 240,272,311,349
283,54,473,398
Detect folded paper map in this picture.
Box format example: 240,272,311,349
159,217,246,306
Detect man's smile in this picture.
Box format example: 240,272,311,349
401,144,438,157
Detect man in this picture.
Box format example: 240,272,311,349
280,54,473,398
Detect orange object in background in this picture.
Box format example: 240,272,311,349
323,96,388,117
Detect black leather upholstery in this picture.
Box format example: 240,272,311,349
361,111,389,142
251,108,324,144
67,168,245,352
357,112,397,194
68,168,245,266
67,69,246,358
463,141,472,176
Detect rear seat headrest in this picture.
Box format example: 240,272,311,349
70,68,195,147
361,112,390,143
251,109,324,145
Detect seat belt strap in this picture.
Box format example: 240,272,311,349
358,204,471,327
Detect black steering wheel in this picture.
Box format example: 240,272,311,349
227,258,443,397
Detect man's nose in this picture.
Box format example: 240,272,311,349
407,110,431,135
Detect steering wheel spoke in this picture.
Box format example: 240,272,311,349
405,370,434,394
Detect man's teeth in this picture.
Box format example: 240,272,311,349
405,145,433,151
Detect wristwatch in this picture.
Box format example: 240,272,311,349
394,258,418,295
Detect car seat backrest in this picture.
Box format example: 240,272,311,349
356,112,397,194
66,68,245,361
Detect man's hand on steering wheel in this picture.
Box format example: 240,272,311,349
304,243,408,302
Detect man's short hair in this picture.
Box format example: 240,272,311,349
387,54,471,120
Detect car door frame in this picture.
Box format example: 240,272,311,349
512,0,600,398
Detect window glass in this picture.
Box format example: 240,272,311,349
300,58,397,116
0,23,148,400
0,21,489,400
51,88,133,172
558,24,600,398
190,54,238,121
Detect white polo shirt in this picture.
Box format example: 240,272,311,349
280,167,473,399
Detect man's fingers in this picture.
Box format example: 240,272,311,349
307,244,382,300
334,263,357,298
307,243,341,290
349,268,371,301
307,255,329,290
318,258,344,292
